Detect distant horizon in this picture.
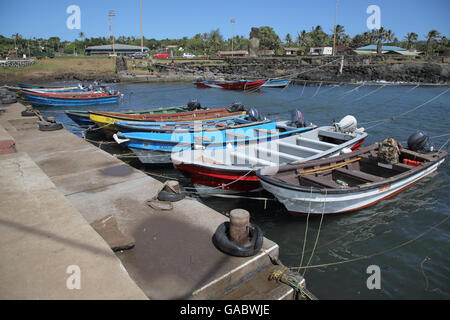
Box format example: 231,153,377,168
1,0,449,42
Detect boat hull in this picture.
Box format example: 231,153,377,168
174,163,261,192
194,80,266,90
172,134,366,194
65,106,190,127
262,80,292,88
22,91,119,107
259,157,445,215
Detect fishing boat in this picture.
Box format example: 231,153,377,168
89,108,248,138
65,105,195,127
171,115,367,194
21,89,121,107
114,116,248,133
193,79,266,90
262,79,292,88
256,137,447,215
114,119,312,164
6,84,88,94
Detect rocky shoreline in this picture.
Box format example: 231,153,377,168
1,55,448,86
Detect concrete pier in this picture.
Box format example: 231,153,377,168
0,102,301,300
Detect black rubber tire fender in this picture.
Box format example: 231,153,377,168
38,122,63,131
212,222,264,257
21,110,36,117
157,190,185,202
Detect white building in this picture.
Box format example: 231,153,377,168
309,47,333,55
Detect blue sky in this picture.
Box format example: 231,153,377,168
1,0,449,41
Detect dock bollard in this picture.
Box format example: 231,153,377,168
229,209,251,247
212,208,263,257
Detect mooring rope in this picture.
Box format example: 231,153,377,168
298,187,313,272
288,215,449,271
302,189,327,277
362,87,450,129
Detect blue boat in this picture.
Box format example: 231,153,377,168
262,79,292,88
113,120,314,164
114,114,250,133
21,90,121,107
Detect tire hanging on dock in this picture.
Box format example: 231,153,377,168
157,190,186,202
212,222,264,257
38,121,63,131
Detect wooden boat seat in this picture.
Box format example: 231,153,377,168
334,168,384,183
359,155,410,173
194,136,215,143
255,146,305,162
226,132,249,140
277,141,322,154
229,151,277,167
296,136,336,148
300,174,341,189
254,128,279,135
400,148,435,162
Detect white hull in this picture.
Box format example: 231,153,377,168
260,159,444,214
129,148,171,164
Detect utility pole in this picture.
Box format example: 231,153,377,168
140,0,144,52
230,18,235,56
108,10,116,56
332,0,338,56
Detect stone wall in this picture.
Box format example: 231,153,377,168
160,55,449,84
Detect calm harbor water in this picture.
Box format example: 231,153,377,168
35,81,449,300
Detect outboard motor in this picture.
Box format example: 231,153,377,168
227,102,246,113
334,115,357,133
407,131,434,153
290,109,306,128
187,99,202,111
247,107,264,122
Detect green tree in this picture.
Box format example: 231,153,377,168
258,26,282,51
284,33,292,46
425,30,441,56
404,32,418,49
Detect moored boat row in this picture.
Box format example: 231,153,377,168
16,80,445,217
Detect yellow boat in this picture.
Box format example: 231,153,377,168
89,108,247,138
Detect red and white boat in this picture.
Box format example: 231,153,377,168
172,116,367,194
193,79,266,90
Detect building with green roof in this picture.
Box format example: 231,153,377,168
85,44,149,56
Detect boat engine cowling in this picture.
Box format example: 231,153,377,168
290,109,307,128
247,108,264,122
187,99,203,111
334,115,357,133
407,131,434,153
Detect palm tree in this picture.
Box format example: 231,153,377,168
373,27,394,54
332,25,346,44
284,34,292,46
425,30,441,56
404,32,418,49
296,30,307,47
